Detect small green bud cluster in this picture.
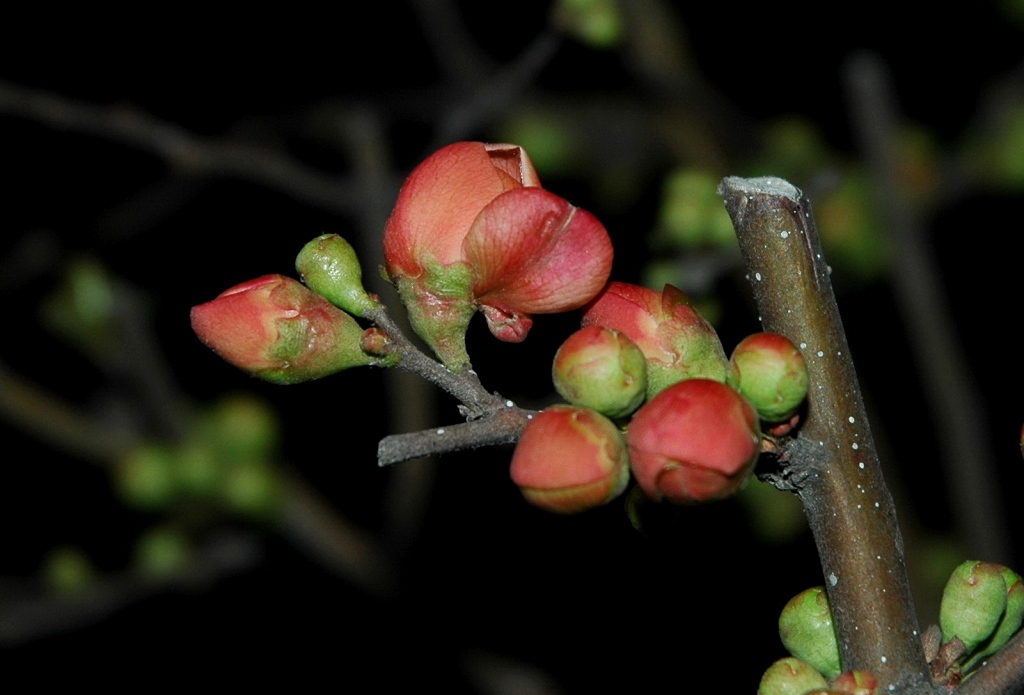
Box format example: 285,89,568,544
934,560,1024,679
115,394,285,522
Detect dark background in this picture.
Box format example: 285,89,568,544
1,1,1022,690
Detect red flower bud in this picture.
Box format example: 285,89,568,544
382,142,612,368
583,282,729,397
191,274,379,384
510,405,630,514
626,379,760,503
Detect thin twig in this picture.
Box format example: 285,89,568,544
719,176,930,691
956,629,1024,695
844,52,1008,563
377,405,536,466
0,79,359,215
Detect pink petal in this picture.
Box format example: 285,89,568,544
465,188,613,315
383,142,523,278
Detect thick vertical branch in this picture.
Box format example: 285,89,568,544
719,177,928,690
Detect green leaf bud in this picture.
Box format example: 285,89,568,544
296,234,379,318
940,561,1008,654
552,326,647,419
757,657,829,695
779,586,842,680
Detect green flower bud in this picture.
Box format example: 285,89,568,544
174,438,223,499
115,444,177,510
205,393,280,463
296,234,379,318
940,561,1008,654
134,527,191,577
42,546,96,595
757,657,829,695
221,462,283,522
967,566,1024,666
552,326,647,419
730,332,808,423
779,586,842,680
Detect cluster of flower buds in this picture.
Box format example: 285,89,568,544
758,587,882,695
758,657,879,695
510,280,810,513
383,141,614,370
935,560,1023,677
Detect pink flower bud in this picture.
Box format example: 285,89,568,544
510,405,630,514
626,379,760,503
830,671,878,695
730,332,809,423
552,326,647,419
582,282,729,397
191,274,378,384
382,142,612,368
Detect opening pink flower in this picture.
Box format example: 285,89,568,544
583,282,729,397
383,142,613,369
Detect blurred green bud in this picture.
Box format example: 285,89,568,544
115,444,177,510
730,332,808,423
940,561,1008,654
779,586,842,680
205,393,280,463
221,462,283,521
757,657,829,695
296,234,379,318
814,172,890,283
134,527,191,577
174,438,223,499
42,546,96,595
552,0,622,48
967,566,1024,666
552,326,647,419
655,169,737,250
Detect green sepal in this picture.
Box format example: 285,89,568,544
394,259,476,371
